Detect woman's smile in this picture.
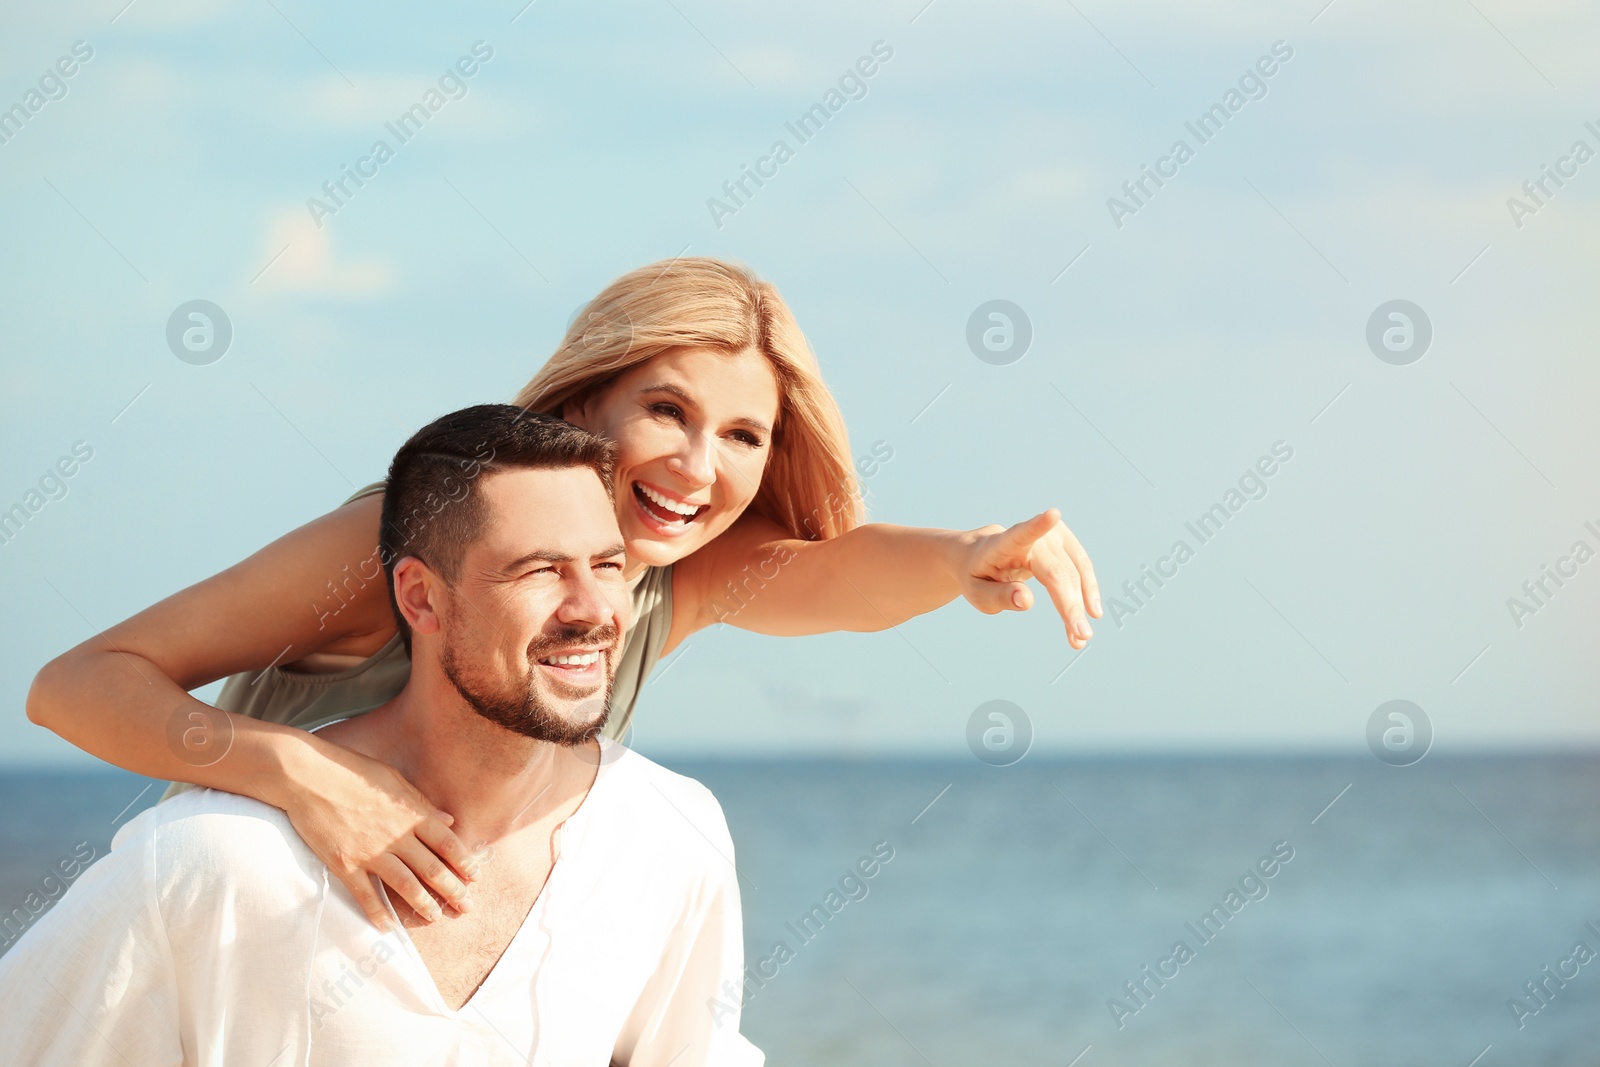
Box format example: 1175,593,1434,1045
631,480,711,536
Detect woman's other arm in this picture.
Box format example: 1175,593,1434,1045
25,494,477,929
668,509,1100,652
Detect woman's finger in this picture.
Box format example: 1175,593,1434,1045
415,815,479,883
1032,539,1091,644
335,865,395,932
986,509,1060,559
393,837,473,915
1051,521,1102,618
965,578,1031,615
371,852,444,924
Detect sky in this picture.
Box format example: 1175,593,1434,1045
1,0,1597,765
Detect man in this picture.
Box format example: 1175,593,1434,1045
0,405,763,1066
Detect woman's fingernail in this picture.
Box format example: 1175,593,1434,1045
456,895,473,913
1091,595,1102,614
1012,589,1026,609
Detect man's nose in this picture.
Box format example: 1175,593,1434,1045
557,568,615,630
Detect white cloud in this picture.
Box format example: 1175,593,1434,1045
247,206,392,297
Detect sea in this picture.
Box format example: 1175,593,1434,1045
2,754,1597,1066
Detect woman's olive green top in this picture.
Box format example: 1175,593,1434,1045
162,481,672,799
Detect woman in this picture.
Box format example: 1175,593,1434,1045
27,258,1101,930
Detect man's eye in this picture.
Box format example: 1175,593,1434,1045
595,561,624,571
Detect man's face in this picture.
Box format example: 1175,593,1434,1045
433,465,630,745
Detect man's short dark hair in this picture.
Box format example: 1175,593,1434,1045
379,404,616,652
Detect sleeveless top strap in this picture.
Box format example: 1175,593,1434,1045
605,564,672,741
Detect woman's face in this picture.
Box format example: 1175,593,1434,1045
565,346,781,569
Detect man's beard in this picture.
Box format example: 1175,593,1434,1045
439,622,618,746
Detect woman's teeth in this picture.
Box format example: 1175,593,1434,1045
542,652,600,666
635,483,704,524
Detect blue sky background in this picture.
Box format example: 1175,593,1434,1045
2,0,1597,764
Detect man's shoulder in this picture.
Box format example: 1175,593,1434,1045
130,786,299,841
123,789,324,898
594,744,734,857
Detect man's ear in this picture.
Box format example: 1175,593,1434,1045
392,557,445,637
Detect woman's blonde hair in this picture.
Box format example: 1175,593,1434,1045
511,257,862,540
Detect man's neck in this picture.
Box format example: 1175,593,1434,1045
319,681,600,847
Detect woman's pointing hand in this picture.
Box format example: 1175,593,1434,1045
960,509,1102,649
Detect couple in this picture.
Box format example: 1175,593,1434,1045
14,258,1103,1061
0,406,762,1063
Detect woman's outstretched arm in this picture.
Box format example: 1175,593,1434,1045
668,509,1101,650
25,495,478,930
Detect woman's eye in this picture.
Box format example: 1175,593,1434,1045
730,430,763,448
650,402,684,421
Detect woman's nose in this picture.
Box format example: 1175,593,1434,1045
668,428,716,486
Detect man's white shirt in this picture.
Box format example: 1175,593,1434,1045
0,740,762,1066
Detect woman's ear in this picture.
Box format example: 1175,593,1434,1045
560,394,589,430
